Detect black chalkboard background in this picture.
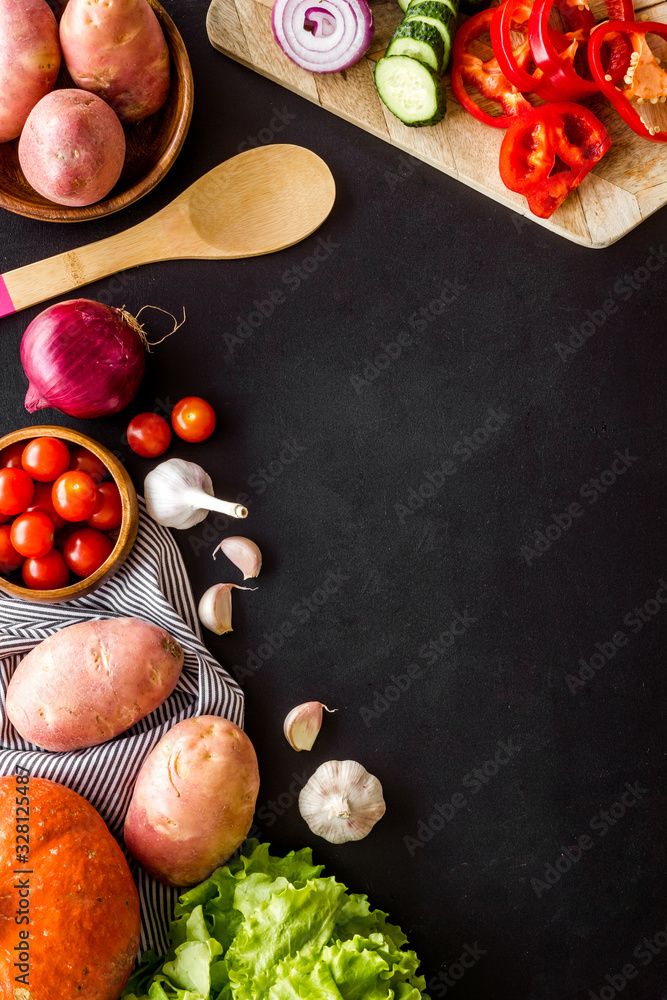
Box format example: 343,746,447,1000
1,4,666,998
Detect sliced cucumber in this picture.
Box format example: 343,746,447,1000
404,14,452,63
386,20,444,72
405,1,457,32
374,54,445,126
407,0,458,19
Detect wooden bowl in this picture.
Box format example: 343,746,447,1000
0,426,139,604
0,0,193,223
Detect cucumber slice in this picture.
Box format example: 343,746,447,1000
407,0,458,19
404,13,453,62
374,54,446,126
386,20,445,72
405,1,457,32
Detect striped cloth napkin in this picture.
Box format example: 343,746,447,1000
0,498,244,955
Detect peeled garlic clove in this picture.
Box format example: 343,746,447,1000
299,760,386,843
284,701,336,751
213,536,262,579
197,583,256,635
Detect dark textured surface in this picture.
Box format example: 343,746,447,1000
1,3,667,998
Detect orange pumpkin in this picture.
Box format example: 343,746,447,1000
0,775,140,1000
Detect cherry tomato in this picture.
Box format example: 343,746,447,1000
21,436,70,483
52,471,100,522
0,525,23,574
10,511,54,558
0,469,34,516
127,413,172,457
0,442,25,469
171,397,216,443
63,527,114,578
86,481,123,531
68,446,107,483
22,549,69,590
26,481,66,531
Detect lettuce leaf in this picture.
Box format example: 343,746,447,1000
122,841,429,1000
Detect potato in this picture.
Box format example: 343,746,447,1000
18,89,126,207
60,0,170,124
124,716,260,886
0,0,61,144
6,617,184,751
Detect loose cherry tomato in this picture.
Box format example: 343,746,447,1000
10,511,54,558
22,549,69,590
86,481,122,531
68,446,107,483
26,481,66,530
171,397,216,443
127,413,172,458
21,436,70,483
0,525,23,574
52,471,100,522
0,469,34,516
0,442,25,469
63,527,114,577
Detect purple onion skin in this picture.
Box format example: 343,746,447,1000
21,299,146,420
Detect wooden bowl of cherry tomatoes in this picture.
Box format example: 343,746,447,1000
0,426,138,604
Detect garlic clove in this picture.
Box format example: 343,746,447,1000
299,760,386,843
197,583,257,635
213,536,262,579
283,701,336,751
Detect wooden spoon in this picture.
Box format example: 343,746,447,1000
0,144,336,319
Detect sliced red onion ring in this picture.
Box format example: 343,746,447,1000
272,0,374,73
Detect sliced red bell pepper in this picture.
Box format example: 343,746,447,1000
491,0,578,101
528,0,598,101
589,20,667,141
498,102,611,217
452,8,533,129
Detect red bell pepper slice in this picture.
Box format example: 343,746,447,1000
491,0,578,100
529,0,598,101
498,102,611,217
589,20,667,141
452,8,533,129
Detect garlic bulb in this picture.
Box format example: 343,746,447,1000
299,760,386,843
144,459,248,530
198,583,256,635
284,701,336,751
213,536,262,579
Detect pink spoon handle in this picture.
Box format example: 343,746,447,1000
0,276,16,319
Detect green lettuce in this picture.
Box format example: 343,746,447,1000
122,841,429,1000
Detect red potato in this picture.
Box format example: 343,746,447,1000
0,0,61,144
60,0,170,124
19,89,125,207
124,716,260,886
6,617,184,751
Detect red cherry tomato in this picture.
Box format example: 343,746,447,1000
22,549,69,590
127,413,172,458
68,446,107,483
86,481,122,531
52,471,100,522
26,481,66,531
63,527,114,578
171,397,216,443
0,525,23,574
0,469,34,516
10,511,54,558
21,436,70,483
0,442,25,469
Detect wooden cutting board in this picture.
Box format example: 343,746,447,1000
207,0,667,246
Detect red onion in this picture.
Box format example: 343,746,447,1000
21,299,147,420
272,0,374,73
